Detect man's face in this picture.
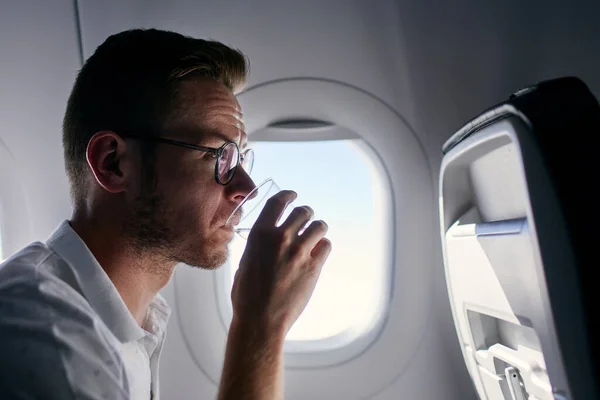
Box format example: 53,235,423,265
124,78,255,269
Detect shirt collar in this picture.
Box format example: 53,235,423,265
46,220,170,343
144,291,171,340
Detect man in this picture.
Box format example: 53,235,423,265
0,29,331,399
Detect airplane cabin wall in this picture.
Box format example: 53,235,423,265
0,0,78,255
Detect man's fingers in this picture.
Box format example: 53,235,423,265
254,190,297,228
279,206,314,234
310,238,332,265
297,220,328,249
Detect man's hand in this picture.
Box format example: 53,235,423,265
218,190,332,400
232,190,331,335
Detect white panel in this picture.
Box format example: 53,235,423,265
0,0,80,249
440,118,572,400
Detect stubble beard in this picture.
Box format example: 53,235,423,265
122,177,230,271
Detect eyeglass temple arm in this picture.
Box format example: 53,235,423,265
119,133,220,156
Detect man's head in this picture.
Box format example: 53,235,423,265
63,29,255,269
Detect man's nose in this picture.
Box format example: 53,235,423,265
227,167,256,203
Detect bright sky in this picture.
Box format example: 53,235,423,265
226,139,388,342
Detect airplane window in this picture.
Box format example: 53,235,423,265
223,139,389,343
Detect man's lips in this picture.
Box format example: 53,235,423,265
224,211,242,227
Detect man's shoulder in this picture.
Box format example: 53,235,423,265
0,243,130,399
0,243,118,351
0,240,64,281
0,241,90,316
0,241,54,273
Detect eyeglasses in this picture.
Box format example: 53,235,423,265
120,134,254,185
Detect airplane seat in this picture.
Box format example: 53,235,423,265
439,77,600,400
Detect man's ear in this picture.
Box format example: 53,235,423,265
86,131,133,194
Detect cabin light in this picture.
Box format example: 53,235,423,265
267,119,334,130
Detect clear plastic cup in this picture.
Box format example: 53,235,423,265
225,178,283,239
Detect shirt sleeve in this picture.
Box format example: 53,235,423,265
0,269,130,400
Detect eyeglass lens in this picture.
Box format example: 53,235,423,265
218,143,239,184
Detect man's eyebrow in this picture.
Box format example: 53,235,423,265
199,131,247,149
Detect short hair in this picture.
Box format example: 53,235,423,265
62,29,248,204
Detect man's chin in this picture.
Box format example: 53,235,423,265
169,226,233,270
179,242,230,271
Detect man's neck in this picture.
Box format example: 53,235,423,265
69,216,176,327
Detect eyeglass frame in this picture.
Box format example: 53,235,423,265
118,133,254,185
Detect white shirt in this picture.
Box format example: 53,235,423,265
0,221,171,400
